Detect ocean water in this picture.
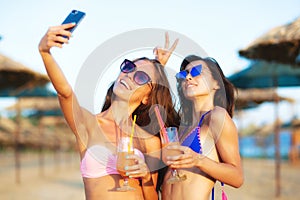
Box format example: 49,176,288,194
239,130,291,159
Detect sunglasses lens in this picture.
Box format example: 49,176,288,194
134,71,151,85
190,65,202,77
120,59,135,73
175,71,188,80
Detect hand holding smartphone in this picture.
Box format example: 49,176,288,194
61,10,85,38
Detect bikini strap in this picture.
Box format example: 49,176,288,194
211,182,226,200
197,110,211,155
197,110,211,127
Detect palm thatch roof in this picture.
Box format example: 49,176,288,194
39,116,67,126
292,119,300,128
0,54,49,91
0,96,76,150
235,88,294,109
239,16,300,66
0,116,75,150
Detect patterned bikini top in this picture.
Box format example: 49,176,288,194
181,110,211,154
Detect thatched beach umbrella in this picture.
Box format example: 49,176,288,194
0,53,51,183
7,97,60,111
6,97,63,149
6,96,64,176
239,16,300,66
0,117,17,146
0,54,49,93
236,16,300,197
235,88,294,110
228,60,300,197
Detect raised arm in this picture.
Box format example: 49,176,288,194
38,23,87,141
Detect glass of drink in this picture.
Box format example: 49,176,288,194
116,136,136,191
162,127,187,184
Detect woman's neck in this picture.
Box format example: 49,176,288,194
191,94,214,123
102,98,139,126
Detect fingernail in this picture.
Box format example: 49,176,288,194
126,172,129,176
124,166,128,170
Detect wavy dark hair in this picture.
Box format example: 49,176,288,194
101,57,180,191
177,55,236,124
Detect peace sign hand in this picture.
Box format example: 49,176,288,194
153,32,179,66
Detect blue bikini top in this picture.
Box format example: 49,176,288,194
181,110,211,154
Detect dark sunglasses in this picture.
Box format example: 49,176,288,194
120,59,152,86
175,64,202,80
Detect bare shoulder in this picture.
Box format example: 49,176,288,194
211,106,228,117
209,106,237,141
211,106,234,124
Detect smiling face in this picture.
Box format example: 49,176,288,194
101,57,180,132
181,60,219,100
113,59,156,105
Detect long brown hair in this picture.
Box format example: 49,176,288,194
177,55,236,124
101,57,180,191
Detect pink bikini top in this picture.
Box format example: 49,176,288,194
80,145,144,178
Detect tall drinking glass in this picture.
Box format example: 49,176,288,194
162,127,187,184
116,136,136,191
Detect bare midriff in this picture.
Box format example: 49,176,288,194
162,169,214,200
83,174,144,200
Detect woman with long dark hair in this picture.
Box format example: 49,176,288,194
38,23,179,200
161,55,243,200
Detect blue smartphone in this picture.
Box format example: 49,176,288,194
61,10,85,36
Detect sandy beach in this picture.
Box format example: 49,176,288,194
0,150,85,200
0,150,299,200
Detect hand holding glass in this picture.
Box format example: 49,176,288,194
162,127,187,184
116,136,136,191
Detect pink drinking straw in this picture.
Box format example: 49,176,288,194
154,105,169,143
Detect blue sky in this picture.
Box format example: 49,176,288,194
0,0,300,127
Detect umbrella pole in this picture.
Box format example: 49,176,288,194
14,101,21,184
274,87,281,197
38,115,44,177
